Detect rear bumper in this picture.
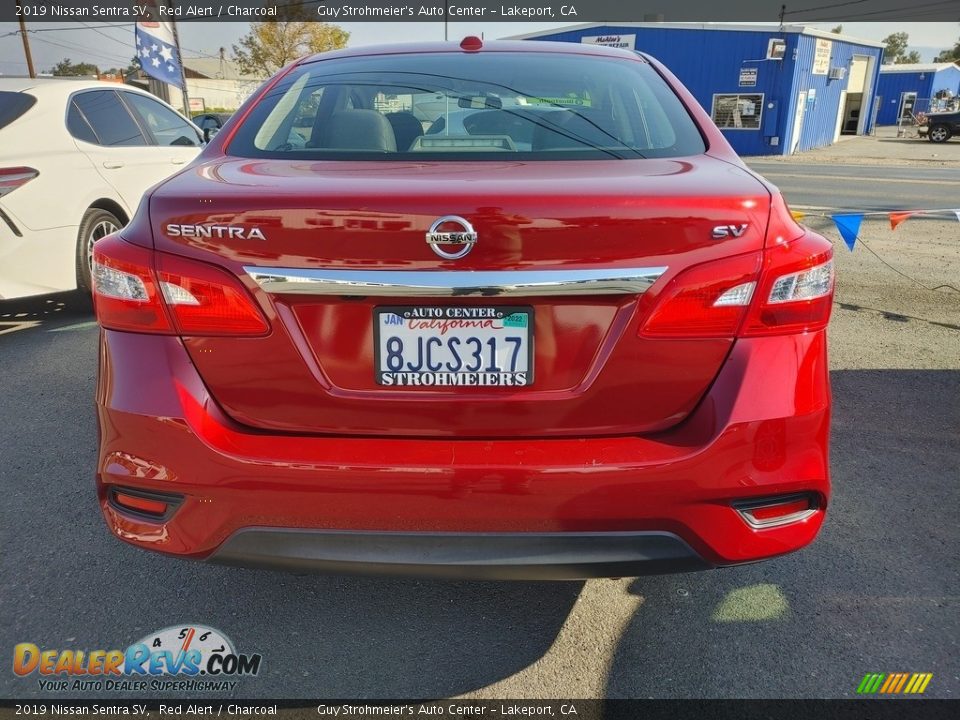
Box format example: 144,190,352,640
96,328,831,576
211,529,711,580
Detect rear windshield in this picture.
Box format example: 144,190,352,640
228,52,706,160
0,92,37,130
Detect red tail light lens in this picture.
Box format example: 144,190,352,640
92,236,172,333
740,232,834,337
0,166,39,198
93,236,268,336
157,255,269,336
640,252,762,338
640,195,833,339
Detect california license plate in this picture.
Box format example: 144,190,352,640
374,306,533,387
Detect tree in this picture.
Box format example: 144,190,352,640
934,37,960,63
50,58,99,76
882,32,921,64
232,20,349,78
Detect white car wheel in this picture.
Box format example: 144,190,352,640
76,208,121,293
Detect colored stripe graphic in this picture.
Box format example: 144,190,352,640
857,672,932,694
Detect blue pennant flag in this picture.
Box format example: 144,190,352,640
831,213,863,251
135,21,184,89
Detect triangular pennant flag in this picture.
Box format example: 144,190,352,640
791,210,806,221
889,211,915,230
832,213,863,251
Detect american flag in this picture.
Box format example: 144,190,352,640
134,20,184,89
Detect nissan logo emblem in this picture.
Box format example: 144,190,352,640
425,215,478,260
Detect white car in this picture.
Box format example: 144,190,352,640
0,78,203,300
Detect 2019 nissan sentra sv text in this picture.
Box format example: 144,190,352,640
92,39,834,579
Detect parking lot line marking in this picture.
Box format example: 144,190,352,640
759,172,960,187
0,321,41,336
48,321,99,333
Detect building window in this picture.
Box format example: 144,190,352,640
712,94,764,130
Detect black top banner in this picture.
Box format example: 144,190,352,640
5,0,960,23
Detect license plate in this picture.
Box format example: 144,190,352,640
374,306,533,387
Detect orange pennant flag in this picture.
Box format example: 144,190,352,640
790,210,806,221
889,211,916,230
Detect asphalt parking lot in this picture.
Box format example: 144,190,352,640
1,185,958,702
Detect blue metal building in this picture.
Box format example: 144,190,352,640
875,63,960,125
508,23,885,156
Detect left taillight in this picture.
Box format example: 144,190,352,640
93,235,269,336
0,167,38,198
92,236,173,333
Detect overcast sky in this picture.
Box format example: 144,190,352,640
1,21,957,75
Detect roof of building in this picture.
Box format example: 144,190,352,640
502,22,886,49
879,62,960,74
182,57,258,81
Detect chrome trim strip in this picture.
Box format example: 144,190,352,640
243,267,668,298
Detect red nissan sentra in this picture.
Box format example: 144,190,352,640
92,39,834,579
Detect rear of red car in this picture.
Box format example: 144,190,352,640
92,41,833,579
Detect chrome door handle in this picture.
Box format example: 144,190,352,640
102,161,124,169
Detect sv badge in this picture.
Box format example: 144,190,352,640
712,224,749,239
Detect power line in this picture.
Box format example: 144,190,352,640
783,0,871,16
796,0,958,21
81,22,136,53
29,34,133,68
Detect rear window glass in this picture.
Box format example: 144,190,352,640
228,52,706,160
0,92,36,130
71,90,147,147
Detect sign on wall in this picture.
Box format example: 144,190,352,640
581,34,636,50
189,97,206,112
739,67,758,87
812,38,832,75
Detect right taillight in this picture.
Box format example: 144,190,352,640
739,231,835,337
93,235,269,337
639,198,835,339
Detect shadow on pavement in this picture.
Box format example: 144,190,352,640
604,368,958,698
0,291,92,336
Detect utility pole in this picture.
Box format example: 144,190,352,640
779,4,786,28
444,1,449,41
169,16,191,117
15,0,36,78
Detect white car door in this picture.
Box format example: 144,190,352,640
68,89,201,216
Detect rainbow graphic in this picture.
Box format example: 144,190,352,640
857,673,933,695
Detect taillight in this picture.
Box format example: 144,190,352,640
640,252,762,338
740,232,834,337
0,166,38,198
640,196,834,339
157,254,269,336
93,235,269,336
92,236,172,333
